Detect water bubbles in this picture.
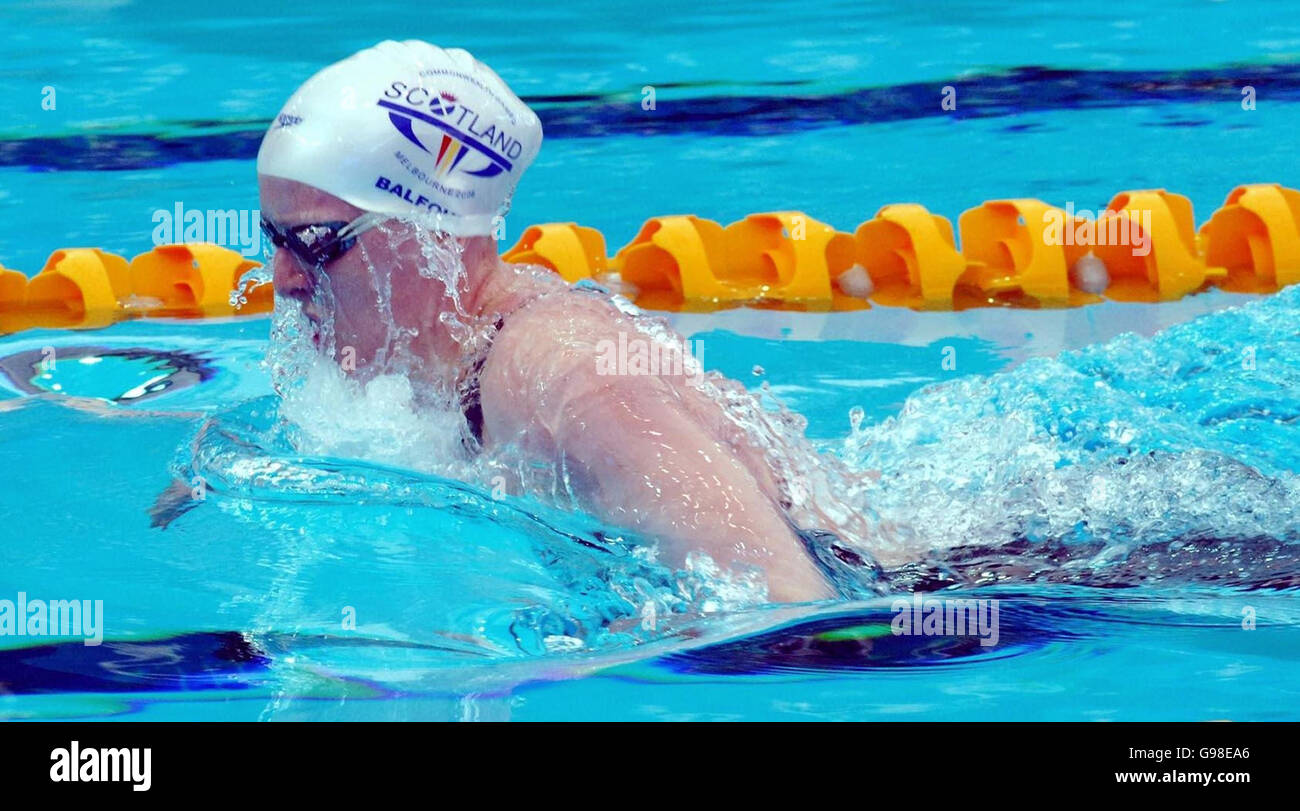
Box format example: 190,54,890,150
844,285,1300,571
849,405,865,432
542,635,585,653
231,263,273,311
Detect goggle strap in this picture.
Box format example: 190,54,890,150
337,212,388,242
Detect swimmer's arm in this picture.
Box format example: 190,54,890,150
0,394,209,529
147,419,218,529
479,312,833,603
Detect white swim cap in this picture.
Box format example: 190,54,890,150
258,40,543,237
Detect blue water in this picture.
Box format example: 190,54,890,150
2,1,1300,720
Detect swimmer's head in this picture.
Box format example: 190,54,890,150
257,41,542,374
258,40,542,237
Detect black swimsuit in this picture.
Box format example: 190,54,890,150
458,279,608,450
459,315,505,448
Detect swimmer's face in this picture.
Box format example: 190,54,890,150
258,175,446,373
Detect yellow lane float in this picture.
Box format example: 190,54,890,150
957,199,1086,309
609,212,853,311
0,244,273,333
129,242,269,314
1199,183,1300,294
2,183,1299,334
1093,189,1226,302
26,249,132,330
855,203,966,310
501,223,608,283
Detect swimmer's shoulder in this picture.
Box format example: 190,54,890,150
487,283,626,372
495,263,629,334
476,280,637,431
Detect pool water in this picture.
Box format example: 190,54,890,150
3,1,1300,721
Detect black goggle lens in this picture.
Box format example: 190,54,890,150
261,218,357,269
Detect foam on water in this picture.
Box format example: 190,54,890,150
843,284,1300,568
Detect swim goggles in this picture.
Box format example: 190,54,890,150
260,212,387,270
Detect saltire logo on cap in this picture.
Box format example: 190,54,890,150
378,93,511,179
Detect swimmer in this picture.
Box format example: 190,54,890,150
255,41,857,603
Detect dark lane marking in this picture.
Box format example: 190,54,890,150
2,64,1295,171
0,632,269,695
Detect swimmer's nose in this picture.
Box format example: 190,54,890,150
271,248,314,303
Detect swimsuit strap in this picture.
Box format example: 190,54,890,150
459,315,505,449
457,280,623,451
